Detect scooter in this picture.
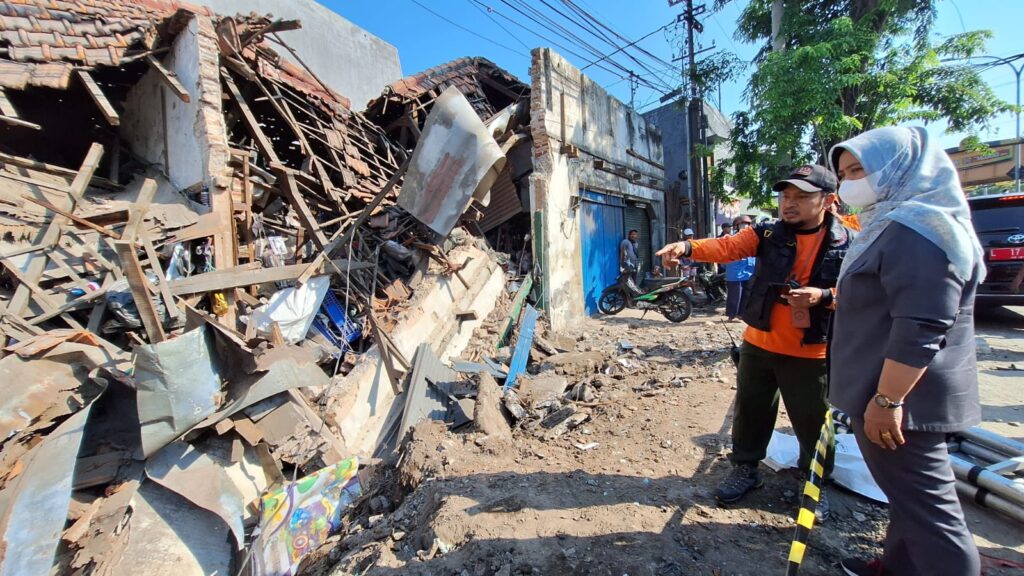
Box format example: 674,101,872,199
697,268,727,304
597,266,693,323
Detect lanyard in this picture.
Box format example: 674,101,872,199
789,229,826,284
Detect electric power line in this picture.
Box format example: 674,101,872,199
499,0,673,91
408,0,528,57
466,0,532,52
470,0,670,93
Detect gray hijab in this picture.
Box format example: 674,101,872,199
829,126,985,283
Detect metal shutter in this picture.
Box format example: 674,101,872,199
624,204,652,276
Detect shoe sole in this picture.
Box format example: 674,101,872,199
714,478,765,503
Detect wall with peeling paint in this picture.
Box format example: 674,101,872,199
529,48,667,332
200,0,402,109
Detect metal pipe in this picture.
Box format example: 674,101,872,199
958,440,1016,465
957,428,1024,458
950,453,1024,506
955,479,1024,524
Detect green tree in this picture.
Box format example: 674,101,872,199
713,0,1013,205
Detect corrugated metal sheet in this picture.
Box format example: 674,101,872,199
580,190,624,315
479,168,523,232
624,205,652,276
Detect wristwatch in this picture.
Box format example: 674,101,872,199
872,393,904,409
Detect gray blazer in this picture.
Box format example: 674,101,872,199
829,223,981,432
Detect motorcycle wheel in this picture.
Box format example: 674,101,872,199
660,290,693,323
598,289,626,315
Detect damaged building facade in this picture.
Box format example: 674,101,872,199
363,50,667,330
0,1,665,573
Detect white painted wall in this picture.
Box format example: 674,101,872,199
529,48,667,332
199,0,402,109
122,18,206,190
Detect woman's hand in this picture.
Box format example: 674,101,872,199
864,402,905,450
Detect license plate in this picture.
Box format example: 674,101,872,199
990,247,1024,261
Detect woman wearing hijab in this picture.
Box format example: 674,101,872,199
828,126,984,576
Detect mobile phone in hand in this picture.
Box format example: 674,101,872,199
770,282,793,295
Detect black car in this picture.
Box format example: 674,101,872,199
968,193,1024,306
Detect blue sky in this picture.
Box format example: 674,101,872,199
331,0,1023,149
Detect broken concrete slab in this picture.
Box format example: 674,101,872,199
517,374,569,408
473,374,511,444
539,351,607,377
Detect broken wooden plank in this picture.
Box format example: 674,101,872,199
140,229,182,322
498,273,533,348
120,178,157,244
113,241,165,343
8,143,104,317
0,115,41,130
222,71,280,164
167,259,372,295
77,70,119,126
504,304,539,391
0,88,15,117
145,54,191,103
20,194,121,239
297,158,409,285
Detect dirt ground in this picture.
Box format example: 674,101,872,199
307,303,1024,576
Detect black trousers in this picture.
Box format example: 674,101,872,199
854,423,980,576
730,342,833,474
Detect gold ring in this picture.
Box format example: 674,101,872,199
881,432,892,438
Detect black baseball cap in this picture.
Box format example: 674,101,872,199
771,164,837,193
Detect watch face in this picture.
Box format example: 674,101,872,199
873,394,888,407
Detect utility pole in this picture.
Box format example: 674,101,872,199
673,0,709,237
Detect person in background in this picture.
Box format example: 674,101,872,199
724,216,755,321
678,228,698,281
829,127,984,576
718,221,733,238
657,165,856,521
620,229,639,280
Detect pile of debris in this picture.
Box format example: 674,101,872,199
0,2,529,574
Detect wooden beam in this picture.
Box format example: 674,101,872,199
0,115,41,130
140,229,182,322
120,178,157,244
0,88,15,117
113,241,165,343
168,259,372,295
272,167,329,250
222,71,279,164
296,158,409,285
21,194,121,239
145,55,191,103
8,143,104,317
77,70,119,126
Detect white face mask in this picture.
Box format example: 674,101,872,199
839,177,878,208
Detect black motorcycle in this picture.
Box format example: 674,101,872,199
597,266,693,323
697,268,727,304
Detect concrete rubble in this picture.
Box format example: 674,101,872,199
1,2,1018,576
0,1,537,574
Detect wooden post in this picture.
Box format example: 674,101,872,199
114,242,166,343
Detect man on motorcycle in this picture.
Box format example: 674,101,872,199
657,165,857,521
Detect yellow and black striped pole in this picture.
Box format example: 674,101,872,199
785,407,849,575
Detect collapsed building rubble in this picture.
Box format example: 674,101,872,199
0,1,520,574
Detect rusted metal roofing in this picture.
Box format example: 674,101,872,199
0,0,210,89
